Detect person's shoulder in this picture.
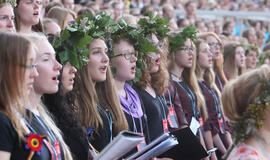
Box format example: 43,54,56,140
0,112,12,124
228,143,263,160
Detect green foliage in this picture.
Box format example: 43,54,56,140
88,12,115,40
52,15,93,70
169,25,198,53
232,76,270,144
138,12,170,41
110,19,159,84
258,53,270,66
0,0,17,7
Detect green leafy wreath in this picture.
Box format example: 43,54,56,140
138,12,170,41
169,25,198,53
51,12,115,70
109,19,159,83
51,14,93,70
223,76,270,159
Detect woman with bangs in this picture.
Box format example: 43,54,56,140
194,39,231,160
198,32,228,92
70,37,129,152
223,43,246,80
0,0,16,32
14,0,43,33
109,23,151,156
28,33,73,160
165,27,208,147
0,32,39,159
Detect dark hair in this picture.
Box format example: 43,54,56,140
42,52,85,138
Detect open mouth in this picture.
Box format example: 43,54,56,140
33,11,39,17
131,66,136,73
69,77,74,83
155,58,160,65
100,66,107,72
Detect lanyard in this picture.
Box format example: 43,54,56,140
125,89,143,134
176,81,197,117
33,114,57,141
157,96,167,120
21,113,59,160
199,82,222,118
216,74,223,91
97,104,113,142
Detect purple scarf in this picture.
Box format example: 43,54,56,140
119,83,143,118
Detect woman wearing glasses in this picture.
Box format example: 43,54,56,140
198,33,233,155
110,35,151,155
165,27,208,147
194,39,230,159
198,32,227,92
0,32,38,159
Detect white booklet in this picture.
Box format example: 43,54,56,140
95,130,145,160
126,133,178,160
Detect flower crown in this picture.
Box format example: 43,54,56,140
109,19,158,83
0,0,16,7
169,25,198,53
138,12,170,41
223,74,270,159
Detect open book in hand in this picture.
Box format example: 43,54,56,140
126,133,178,160
159,127,209,160
95,130,145,160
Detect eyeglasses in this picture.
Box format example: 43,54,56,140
208,42,221,47
21,63,38,70
113,52,138,60
179,47,194,53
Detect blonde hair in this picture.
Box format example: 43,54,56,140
168,38,208,120
194,39,222,104
42,18,59,34
27,33,72,160
47,7,75,30
0,32,31,141
223,43,246,80
222,65,270,122
72,38,129,133
198,32,228,85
